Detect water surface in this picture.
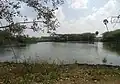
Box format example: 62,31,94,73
0,42,120,66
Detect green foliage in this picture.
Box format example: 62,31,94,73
102,29,120,42
95,31,99,36
0,29,40,46
0,30,12,45
41,33,96,42
0,0,64,47
103,19,109,25
0,0,64,33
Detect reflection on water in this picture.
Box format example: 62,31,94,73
0,42,120,66
102,57,107,64
103,42,120,55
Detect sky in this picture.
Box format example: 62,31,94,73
3,0,120,37
54,0,120,35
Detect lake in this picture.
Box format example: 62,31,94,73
0,42,120,66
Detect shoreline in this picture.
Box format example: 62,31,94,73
0,62,120,84
3,61,120,67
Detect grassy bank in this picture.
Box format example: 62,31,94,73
0,62,120,84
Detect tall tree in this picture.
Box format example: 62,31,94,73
103,19,109,31
0,0,64,34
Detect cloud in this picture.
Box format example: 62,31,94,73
92,7,97,12
16,0,120,37
68,0,88,9
55,7,65,22
80,0,120,32
2,0,120,37
56,0,120,35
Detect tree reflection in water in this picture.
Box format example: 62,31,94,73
103,42,120,55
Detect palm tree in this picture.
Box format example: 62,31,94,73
95,31,99,36
103,19,109,31
95,31,99,43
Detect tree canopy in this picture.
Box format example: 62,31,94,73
0,0,64,34
41,33,96,42
102,29,120,42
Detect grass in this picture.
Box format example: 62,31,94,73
0,62,120,84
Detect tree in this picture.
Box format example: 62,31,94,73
0,30,12,45
95,31,99,36
102,29,120,42
103,19,109,31
0,0,64,34
5,23,26,36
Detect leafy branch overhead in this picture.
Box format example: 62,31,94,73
0,0,64,34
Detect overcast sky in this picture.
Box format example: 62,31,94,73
14,0,120,37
